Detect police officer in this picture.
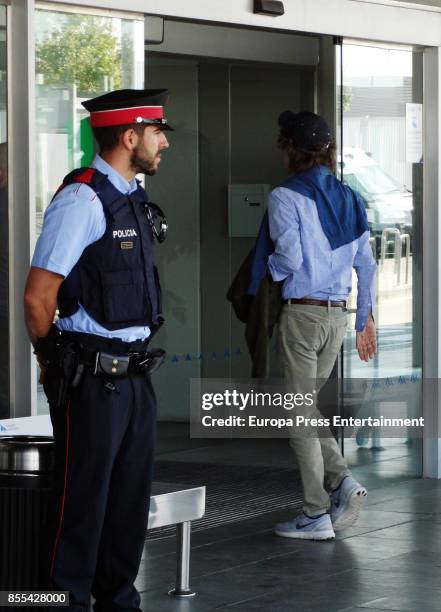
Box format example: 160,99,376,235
268,111,377,541
24,89,172,610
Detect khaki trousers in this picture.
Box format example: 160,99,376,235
279,303,351,516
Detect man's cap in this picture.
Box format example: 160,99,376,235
82,88,174,130
278,111,331,152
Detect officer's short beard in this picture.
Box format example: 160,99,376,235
130,146,157,176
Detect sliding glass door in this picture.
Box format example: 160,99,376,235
336,40,423,480
0,3,7,419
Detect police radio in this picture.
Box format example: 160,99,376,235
143,202,168,243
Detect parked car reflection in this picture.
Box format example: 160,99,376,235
339,148,413,247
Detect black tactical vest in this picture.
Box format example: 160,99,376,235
56,167,163,331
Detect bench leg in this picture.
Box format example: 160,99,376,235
168,521,196,597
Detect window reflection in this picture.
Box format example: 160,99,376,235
339,43,423,476
35,9,144,234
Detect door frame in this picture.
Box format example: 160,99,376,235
45,0,441,47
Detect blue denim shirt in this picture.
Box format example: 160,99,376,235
267,184,377,332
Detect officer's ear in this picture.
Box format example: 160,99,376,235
120,127,140,151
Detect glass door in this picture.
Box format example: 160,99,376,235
0,3,7,419
336,40,423,480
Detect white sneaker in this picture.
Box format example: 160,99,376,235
274,511,335,541
330,475,367,531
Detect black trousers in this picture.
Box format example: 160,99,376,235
44,371,156,612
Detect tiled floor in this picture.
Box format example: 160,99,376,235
135,430,436,612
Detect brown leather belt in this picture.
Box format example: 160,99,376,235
284,298,347,308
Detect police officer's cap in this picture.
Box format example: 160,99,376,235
82,88,174,131
278,111,331,152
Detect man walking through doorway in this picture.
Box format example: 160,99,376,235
269,111,377,541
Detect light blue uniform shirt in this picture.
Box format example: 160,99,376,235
267,186,377,332
32,155,151,342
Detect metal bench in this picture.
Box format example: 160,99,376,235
148,482,206,597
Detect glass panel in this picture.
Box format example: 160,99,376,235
35,7,144,235
338,41,423,479
35,7,144,414
0,5,7,419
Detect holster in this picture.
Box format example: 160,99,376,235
36,328,83,407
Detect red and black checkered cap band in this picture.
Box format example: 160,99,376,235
90,105,164,128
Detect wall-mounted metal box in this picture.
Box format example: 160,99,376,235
228,184,270,237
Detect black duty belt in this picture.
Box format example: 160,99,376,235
284,298,347,308
35,328,166,406
49,328,166,378
81,347,166,377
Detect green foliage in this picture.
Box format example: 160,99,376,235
343,85,353,112
36,15,122,92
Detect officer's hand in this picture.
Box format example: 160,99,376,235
356,314,377,362
36,354,48,385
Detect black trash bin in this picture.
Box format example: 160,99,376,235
0,435,55,590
